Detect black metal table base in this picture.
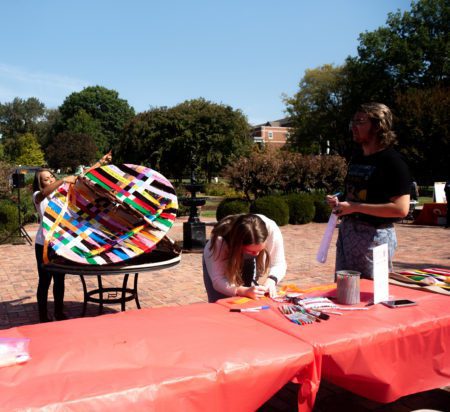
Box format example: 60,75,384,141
78,272,141,316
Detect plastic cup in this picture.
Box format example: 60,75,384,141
336,270,361,305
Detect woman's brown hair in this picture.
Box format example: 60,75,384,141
209,214,270,286
32,168,54,193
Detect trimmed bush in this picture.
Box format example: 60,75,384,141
176,202,190,217
204,182,240,197
284,193,315,225
250,195,289,226
0,200,19,235
308,189,333,222
313,200,332,222
216,198,250,221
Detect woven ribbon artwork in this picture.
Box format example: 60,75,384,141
42,164,178,265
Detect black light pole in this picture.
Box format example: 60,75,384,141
11,168,32,245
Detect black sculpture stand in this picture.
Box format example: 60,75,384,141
182,183,206,250
183,221,206,250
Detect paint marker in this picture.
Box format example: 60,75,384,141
230,305,270,312
324,192,342,204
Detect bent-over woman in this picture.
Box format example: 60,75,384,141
203,213,286,302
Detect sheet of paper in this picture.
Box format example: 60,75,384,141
372,243,389,303
316,212,338,263
433,182,446,203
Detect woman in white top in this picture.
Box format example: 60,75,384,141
203,213,286,302
33,152,112,322
33,170,77,322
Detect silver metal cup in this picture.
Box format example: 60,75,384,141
336,270,361,305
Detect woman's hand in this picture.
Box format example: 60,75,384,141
326,194,354,217
326,194,340,209
262,278,277,297
63,175,78,184
99,151,112,166
237,285,267,300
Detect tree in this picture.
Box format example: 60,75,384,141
395,85,450,183
118,106,175,169
14,133,46,166
0,97,47,161
169,99,252,181
46,131,97,170
117,98,252,181
0,97,46,140
284,64,350,155
354,0,449,91
225,148,282,200
58,86,135,154
285,0,449,182
225,149,347,200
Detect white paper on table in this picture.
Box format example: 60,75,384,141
372,243,389,303
316,212,338,263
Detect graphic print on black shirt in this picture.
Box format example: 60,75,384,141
344,148,411,226
346,164,376,202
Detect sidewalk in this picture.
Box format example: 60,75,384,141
1,218,449,411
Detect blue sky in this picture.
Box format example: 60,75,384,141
1,0,411,125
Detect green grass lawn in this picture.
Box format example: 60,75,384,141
200,196,223,219
418,196,433,205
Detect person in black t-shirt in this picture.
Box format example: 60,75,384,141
327,103,411,279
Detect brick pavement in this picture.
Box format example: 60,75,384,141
1,218,449,411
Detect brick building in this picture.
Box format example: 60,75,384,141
251,118,292,147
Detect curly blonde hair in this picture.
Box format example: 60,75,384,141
359,102,397,147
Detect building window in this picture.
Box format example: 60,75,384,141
268,131,273,140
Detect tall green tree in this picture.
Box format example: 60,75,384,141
286,0,449,183
118,106,173,169
395,85,450,183
0,97,48,161
285,64,351,155
0,97,46,140
46,131,97,171
118,98,252,181
169,99,251,181
12,133,45,166
58,86,135,154
354,0,449,91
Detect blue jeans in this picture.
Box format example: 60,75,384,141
335,216,397,279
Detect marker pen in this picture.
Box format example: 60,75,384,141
324,192,342,204
230,305,270,312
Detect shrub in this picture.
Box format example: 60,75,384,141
284,193,315,225
307,189,332,222
313,201,332,222
250,195,289,226
203,182,240,197
0,200,19,235
176,202,190,217
216,198,250,221
224,147,282,200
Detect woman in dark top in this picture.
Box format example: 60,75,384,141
327,103,411,279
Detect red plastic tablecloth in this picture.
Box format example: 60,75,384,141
218,280,450,403
414,202,447,225
0,303,316,412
